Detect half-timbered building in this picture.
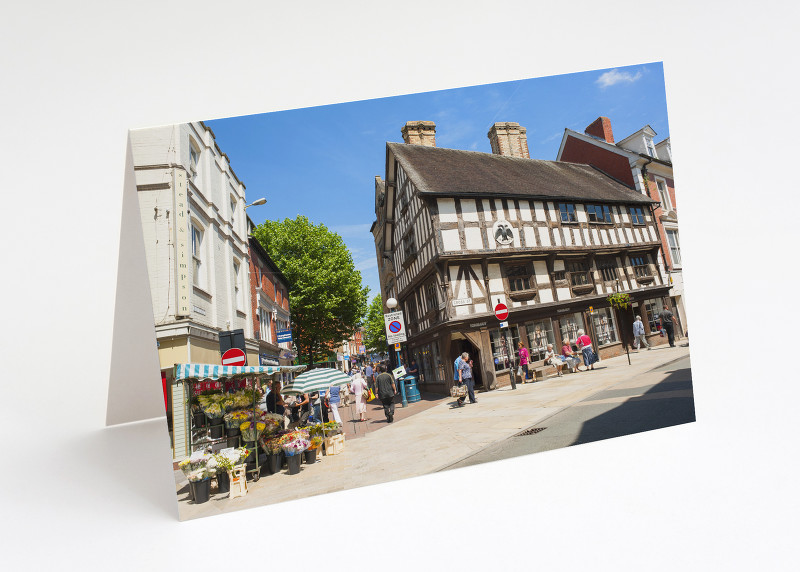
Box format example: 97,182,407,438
372,121,675,393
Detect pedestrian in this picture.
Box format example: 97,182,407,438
407,359,419,381
632,315,650,351
457,351,476,405
576,329,596,370
561,338,582,373
349,370,369,422
453,353,462,383
328,384,342,424
375,364,397,423
517,342,530,383
658,305,678,347
544,343,565,377
364,362,374,391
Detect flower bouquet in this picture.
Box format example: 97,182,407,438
260,435,283,455
322,421,343,436
240,421,267,443
280,431,310,457
178,452,212,477
224,409,251,430
309,436,324,450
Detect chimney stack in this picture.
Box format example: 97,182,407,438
401,121,436,146
584,117,614,143
487,122,530,159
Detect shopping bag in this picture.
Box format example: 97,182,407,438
367,389,376,401
450,385,467,398
517,366,523,377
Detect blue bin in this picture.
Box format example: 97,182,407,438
403,376,421,403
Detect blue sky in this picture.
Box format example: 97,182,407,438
206,62,670,297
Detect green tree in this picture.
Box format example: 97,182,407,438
252,216,369,366
362,294,388,353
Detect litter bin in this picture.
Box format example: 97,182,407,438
403,376,421,403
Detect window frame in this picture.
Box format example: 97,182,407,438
629,206,645,225
630,255,651,278
402,229,417,260
190,223,204,288
586,203,613,224
597,256,618,282
504,263,532,292
655,178,671,211
233,259,244,312
558,202,577,223
565,259,591,287
665,229,682,267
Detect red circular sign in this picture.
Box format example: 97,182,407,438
494,303,509,321
221,347,246,367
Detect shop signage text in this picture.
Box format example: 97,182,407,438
469,321,487,328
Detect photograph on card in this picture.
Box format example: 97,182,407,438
129,62,694,520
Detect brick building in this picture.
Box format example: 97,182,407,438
557,117,686,335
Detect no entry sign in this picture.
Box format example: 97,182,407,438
494,303,509,321
221,347,247,367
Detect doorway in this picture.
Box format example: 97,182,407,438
452,337,483,391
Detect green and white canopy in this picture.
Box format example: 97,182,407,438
173,363,307,382
281,368,351,396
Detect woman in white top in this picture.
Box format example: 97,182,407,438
349,370,369,422
544,343,565,377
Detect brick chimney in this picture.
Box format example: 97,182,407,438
487,122,530,159
401,121,436,146
585,117,614,143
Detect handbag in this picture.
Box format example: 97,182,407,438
516,365,523,376
450,384,467,398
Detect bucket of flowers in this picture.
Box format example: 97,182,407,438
179,452,215,504
280,430,310,475
212,454,234,494
259,436,283,474
223,409,251,445
305,436,324,464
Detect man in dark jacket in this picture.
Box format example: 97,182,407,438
375,364,397,423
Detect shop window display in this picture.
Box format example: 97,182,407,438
591,307,619,346
558,312,585,347
489,328,520,372
525,319,555,362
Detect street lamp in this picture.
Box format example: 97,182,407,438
245,197,267,209
385,297,408,408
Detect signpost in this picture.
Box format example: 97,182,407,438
221,347,247,367
384,308,408,407
495,302,515,389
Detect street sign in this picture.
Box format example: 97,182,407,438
494,303,509,321
392,365,407,379
276,329,293,343
221,347,246,367
384,310,407,343
394,343,401,351
499,321,508,328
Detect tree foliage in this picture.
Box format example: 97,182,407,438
252,216,369,366
362,294,388,353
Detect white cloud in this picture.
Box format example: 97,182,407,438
596,69,643,88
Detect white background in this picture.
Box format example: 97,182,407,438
2,1,798,569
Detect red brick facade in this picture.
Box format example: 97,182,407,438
584,116,615,143
560,136,635,187
248,238,290,346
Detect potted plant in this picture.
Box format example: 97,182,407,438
280,431,310,475
305,436,324,464
607,292,631,310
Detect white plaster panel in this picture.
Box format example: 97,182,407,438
438,198,458,222
482,200,493,221
465,227,483,250
533,260,550,285
553,230,562,246
563,228,572,246
487,264,503,293
523,227,536,247
621,210,630,223
474,303,487,313
556,287,572,301
441,229,460,252
520,202,532,221
553,259,565,272
533,201,545,221
537,226,551,247
576,205,587,223
470,264,484,298
610,229,618,244
455,305,469,316
485,228,496,249
596,284,604,295
539,289,554,303
573,228,583,246
461,199,479,221
548,202,557,222
600,229,607,245
624,227,633,243
512,301,522,308
507,203,517,220
591,228,599,245
648,226,657,242
512,227,521,248
582,228,590,245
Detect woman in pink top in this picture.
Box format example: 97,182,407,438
518,342,530,383
576,329,596,370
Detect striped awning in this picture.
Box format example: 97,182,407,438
282,368,352,396
173,363,307,382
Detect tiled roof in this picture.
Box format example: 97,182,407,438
388,142,655,205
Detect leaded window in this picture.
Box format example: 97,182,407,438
506,264,530,292
586,204,613,223
629,206,645,225
558,203,577,223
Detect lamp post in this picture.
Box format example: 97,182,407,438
245,197,267,209
385,297,408,408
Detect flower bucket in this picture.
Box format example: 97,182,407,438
191,478,211,504
209,424,224,439
243,443,256,463
226,427,241,438
226,435,240,449
193,412,205,428
266,453,281,475
303,448,317,464
216,471,230,494
285,453,302,475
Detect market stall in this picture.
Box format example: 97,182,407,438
173,363,307,482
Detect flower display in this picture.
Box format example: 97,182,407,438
259,436,283,455
309,436,324,449
179,452,213,477
223,409,251,429
279,429,310,456
202,402,225,419
607,292,631,310
240,421,267,442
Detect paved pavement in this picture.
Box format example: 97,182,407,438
176,343,691,520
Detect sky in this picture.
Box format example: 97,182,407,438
205,62,670,298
